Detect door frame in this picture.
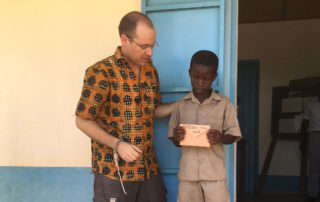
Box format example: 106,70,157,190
142,0,239,201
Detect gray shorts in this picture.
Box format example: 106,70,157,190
93,172,167,202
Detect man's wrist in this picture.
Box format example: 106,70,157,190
114,138,122,152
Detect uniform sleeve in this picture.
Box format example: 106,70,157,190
168,101,181,138
222,100,242,141
75,65,109,120
153,68,162,107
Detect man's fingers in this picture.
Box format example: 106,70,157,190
126,153,137,162
132,145,142,153
123,152,138,162
126,145,141,162
117,142,142,162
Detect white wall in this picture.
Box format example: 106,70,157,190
0,0,140,167
239,19,320,175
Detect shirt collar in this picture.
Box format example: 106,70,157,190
114,46,126,64
183,88,222,104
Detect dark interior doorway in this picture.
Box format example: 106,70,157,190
237,60,260,194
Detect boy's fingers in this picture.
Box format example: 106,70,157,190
213,130,221,135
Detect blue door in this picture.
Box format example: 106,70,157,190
142,1,238,201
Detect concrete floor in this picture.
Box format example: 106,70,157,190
237,193,315,202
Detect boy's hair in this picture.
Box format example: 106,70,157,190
118,11,154,39
190,50,219,73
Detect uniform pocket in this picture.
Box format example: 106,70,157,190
206,113,223,131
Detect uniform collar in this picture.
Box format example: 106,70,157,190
183,88,222,104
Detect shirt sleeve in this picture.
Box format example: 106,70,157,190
222,100,242,141
75,65,109,120
153,68,162,107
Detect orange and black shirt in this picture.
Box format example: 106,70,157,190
75,47,162,181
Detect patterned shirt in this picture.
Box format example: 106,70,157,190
75,47,162,181
168,90,242,181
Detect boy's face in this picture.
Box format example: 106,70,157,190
189,64,217,97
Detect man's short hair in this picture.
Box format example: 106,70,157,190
190,50,219,73
118,11,154,39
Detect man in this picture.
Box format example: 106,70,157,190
75,11,173,202
301,95,320,202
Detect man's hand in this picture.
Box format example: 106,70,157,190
207,129,221,145
116,142,142,162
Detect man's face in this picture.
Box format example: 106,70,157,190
189,64,217,96
122,22,156,67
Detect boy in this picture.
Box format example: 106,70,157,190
168,50,242,202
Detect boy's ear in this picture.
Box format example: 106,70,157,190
213,72,218,81
189,68,194,77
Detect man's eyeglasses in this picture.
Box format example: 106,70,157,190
130,38,158,50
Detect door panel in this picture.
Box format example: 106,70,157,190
149,8,221,92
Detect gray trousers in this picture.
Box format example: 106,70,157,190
307,133,320,197
93,172,167,202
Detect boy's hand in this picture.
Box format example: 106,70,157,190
171,126,185,147
173,126,185,141
207,129,221,145
207,130,237,145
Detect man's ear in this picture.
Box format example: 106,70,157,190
120,34,129,45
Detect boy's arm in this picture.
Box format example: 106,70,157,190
221,100,242,142
220,134,236,144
